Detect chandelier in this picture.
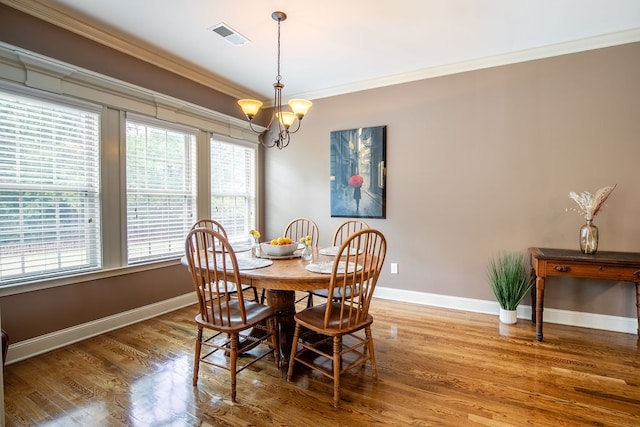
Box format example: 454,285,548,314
237,11,312,149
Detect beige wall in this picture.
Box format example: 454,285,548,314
1,267,192,342
264,42,640,318
1,4,639,344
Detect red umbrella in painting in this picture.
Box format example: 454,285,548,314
348,175,364,188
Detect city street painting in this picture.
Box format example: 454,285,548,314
330,126,386,219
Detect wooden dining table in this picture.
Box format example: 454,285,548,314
183,246,335,375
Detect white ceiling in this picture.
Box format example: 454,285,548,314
16,0,640,103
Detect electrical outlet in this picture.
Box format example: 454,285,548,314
390,263,398,274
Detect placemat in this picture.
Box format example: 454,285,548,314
235,258,273,270
305,261,362,274
318,246,363,256
257,252,302,260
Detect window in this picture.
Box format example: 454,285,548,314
125,115,197,264
210,139,257,243
0,90,101,285
0,47,260,290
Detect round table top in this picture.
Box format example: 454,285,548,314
183,247,337,291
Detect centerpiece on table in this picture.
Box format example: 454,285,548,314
568,184,616,254
299,235,313,262
260,236,298,257
249,229,261,257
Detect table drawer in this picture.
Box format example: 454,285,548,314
546,261,640,282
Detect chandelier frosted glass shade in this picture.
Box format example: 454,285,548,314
237,99,263,120
276,111,296,128
288,99,312,118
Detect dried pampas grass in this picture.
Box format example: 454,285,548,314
568,184,617,221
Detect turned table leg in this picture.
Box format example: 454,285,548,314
536,276,545,342
531,278,537,324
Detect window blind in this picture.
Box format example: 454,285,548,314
126,115,197,264
0,90,101,285
210,139,256,243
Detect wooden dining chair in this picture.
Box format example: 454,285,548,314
191,218,227,235
185,227,279,402
287,228,387,407
283,217,320,246
331,220,369,247
308,220,370,306
191,219,259,302
266,217,321,306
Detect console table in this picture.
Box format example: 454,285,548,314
529,247,640,342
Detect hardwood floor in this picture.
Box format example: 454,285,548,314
4,295,640,426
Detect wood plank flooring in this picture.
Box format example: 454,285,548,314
4,295,640,426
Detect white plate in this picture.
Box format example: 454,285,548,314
318,246,362,256
214,255,273,270
232,242,253,253
208,242,252,253
236,258,273,270
305,261,362,274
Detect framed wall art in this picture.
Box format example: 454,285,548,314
330,125,386,219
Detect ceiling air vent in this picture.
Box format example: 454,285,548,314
210,23,249,46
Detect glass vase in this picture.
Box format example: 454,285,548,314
251,237,261,257
301,244,312,262
579,219,598,255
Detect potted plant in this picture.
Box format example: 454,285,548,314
488,251,533,324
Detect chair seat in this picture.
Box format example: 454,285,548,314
294,302,373,336
196,300,274,333
309,285,358,300
203,281,259,302
204,281,252,294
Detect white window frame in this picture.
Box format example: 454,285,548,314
209,136,258,244
125,113,198,265
0,86,102,286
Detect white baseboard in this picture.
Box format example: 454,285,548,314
6,288,637,365
373,287,638,335
6,293,198,365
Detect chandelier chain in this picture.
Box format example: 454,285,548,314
276,17,282,84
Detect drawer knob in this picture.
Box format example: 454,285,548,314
634,270,640,279
555,265,570,272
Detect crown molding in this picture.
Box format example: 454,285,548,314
295,28,640,101
4,0,639,102
1,0,257,100
0,41,261,142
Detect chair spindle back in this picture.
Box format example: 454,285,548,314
324,228,386,329
283,217,319,246
185,228,247,326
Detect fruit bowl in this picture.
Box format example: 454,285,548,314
260,242,298,257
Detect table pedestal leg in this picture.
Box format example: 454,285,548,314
266,289,296,376
536,276,545,342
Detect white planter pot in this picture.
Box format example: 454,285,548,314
499,308,518,324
